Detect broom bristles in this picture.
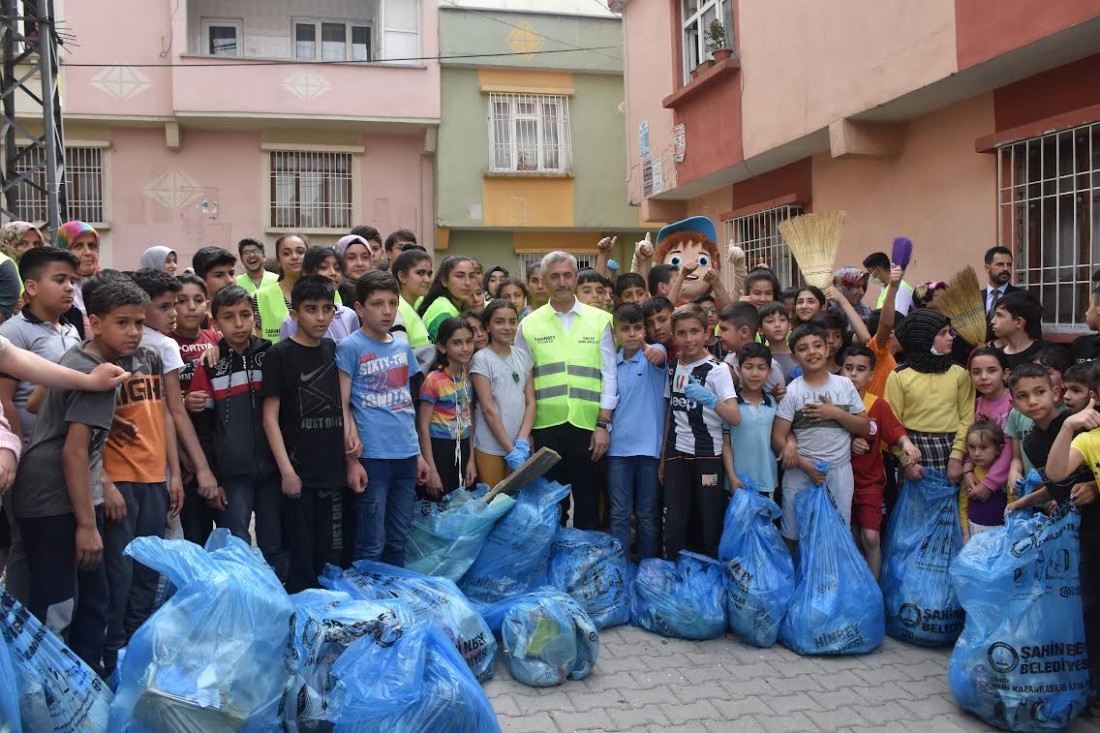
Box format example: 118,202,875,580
937,265,986,346
779,211,846,289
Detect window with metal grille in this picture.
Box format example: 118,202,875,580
997,121,1099,331
488,93,572,175
681,0,732,83
517,252,594,280
269,150,353,229
722,204,804,292
13,146,105,225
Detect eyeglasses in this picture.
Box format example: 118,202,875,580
240,248,263,257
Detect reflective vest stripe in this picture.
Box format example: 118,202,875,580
534,384,569,400
533,362,566,378
567,365,601,379
570,387,601,403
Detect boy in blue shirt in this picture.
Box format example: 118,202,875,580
336,270,429,565
607,303,666,560
728,343,779,496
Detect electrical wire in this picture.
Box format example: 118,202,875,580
57,45,623,68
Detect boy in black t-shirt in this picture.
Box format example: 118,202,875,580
1071,286,1100,365
262,276,352,592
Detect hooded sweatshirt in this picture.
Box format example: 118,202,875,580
189,335,275,479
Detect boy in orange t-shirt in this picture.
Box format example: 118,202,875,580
100,272,183,677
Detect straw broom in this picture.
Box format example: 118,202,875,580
937,265,986,347
779,211,847,289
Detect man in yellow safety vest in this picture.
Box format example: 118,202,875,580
514,251,617,530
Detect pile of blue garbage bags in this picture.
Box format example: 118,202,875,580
1,470,1091,733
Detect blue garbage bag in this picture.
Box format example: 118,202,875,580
406,487,516,582
719,489,794,647
779,478,885,655
0,590,111,732
1016,469,1045,501
461,479,571,602
949,505,1089,731
0,629,19,733
110,530,294,732
287,589,421,729
881,469,964,646
630,551,727,640
369,624,502,733
320,560,497,682
482,589,599,687
543,527,631,629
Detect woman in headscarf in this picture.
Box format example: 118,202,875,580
0,221,44,260
883,308,974,482
56,220,102,336
831,267,871,321
137,245,178,276
0,222,43,322
334,233,373,306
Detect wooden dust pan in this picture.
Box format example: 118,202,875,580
482,447,561,503
778,211,847,289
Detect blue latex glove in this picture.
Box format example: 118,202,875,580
505,440,530,471
684,377,718,409
514,439,531,461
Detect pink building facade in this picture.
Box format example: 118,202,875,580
618,0,1100,332
38,0,439,269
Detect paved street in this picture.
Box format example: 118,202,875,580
485,625,1100,732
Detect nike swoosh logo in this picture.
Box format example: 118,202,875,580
300,364,328,382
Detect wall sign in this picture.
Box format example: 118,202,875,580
673,123,686,162
639,120,650,160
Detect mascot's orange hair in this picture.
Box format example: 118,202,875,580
654,231,722,272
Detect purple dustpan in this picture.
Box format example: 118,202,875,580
891,236,913,271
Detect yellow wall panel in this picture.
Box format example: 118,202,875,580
483,177,574,228
478,69,574,95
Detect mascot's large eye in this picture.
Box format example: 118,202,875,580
697,254,711,268
669,254,683,267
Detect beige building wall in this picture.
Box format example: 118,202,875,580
812,94,998,285
738,0,959,158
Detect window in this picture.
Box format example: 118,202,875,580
488,93,572,174
294,20,371,62
201,18,242,57
269,151,353,229
681,0,731,82
13,146,105,225
722,204,805,293
997,121,1099,331
517,253,594,280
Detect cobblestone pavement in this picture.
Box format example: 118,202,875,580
485,625,1100,732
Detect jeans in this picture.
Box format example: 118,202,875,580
221,472,282,569
534,423,600,530
354,457,417,566
607,455,660,560
103,481,168,663
283,487,345,594
20,509,109,675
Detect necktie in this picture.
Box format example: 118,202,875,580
987,288,998,314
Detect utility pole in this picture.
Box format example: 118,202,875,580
0,0,67,234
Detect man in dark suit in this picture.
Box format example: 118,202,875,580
984,245,1021,341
